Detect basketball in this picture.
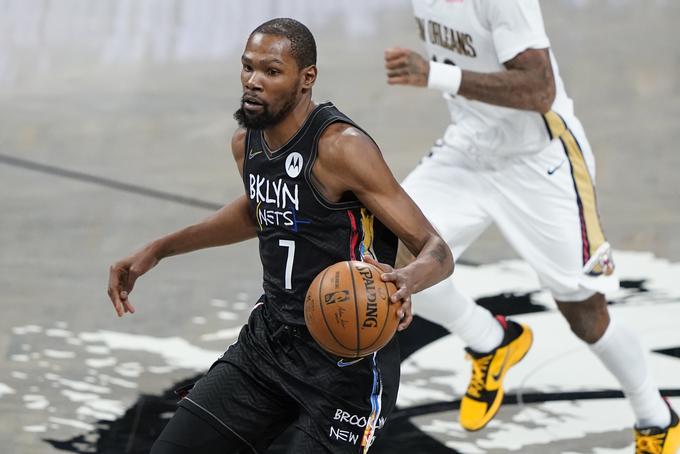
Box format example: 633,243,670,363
304,260,400,358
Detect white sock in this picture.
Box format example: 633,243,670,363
412,276,504,353
589,318,670,428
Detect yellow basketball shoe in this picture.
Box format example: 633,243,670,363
459,316,533,431
635,400,680,454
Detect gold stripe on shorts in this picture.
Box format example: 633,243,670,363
543,111,607,270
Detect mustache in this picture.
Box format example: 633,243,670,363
241,94,265,106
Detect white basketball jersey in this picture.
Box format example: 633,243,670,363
412,0,577,159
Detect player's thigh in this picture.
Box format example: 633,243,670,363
401,146,491,257
288,337,400,453
179,360,294,452
490,139,618,301
150,406,250,454
178,307,297,452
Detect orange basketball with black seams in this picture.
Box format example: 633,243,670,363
304,260,400,358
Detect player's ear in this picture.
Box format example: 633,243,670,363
300,65,317,93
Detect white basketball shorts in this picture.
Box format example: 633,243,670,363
402,112,619,302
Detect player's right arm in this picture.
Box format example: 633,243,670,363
315,124,454,330
385,0,555,113
107,128,256,317
385,47,555,113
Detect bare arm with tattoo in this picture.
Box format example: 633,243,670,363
384,47,556,114
312,123,454,330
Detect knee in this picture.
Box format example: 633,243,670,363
556,293,610,344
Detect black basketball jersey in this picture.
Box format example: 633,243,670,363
242,102,398,326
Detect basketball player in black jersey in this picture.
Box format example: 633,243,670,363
107,18,453,454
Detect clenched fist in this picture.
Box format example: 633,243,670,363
384,47,430,87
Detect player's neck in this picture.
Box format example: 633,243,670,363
263,96,316,151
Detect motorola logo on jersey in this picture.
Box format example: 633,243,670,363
285,152,303,178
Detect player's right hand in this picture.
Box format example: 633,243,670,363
362,255,414,332
107,248,158,317
384,47,429,87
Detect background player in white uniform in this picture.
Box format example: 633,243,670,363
384,0,679,451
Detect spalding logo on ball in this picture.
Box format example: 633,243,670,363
304,260,401,358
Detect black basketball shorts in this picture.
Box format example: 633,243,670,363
178,297,400,453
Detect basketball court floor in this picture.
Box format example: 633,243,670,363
1,1,679,453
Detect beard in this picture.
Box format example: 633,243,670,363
234,93,298,130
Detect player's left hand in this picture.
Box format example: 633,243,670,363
384,47,429,87
363,255,413,331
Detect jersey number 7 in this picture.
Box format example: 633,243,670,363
279,239,295,290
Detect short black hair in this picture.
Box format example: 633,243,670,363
251,18,317,69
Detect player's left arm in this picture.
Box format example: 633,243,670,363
385,47,556,113
316,125,454,330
